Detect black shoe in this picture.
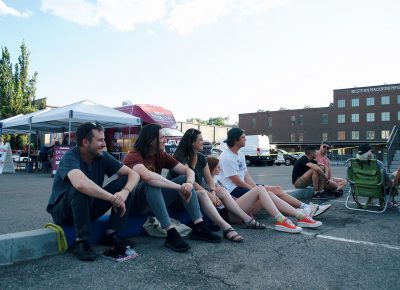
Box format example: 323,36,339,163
165,227,191,252
312,191,329,200
99,233,136,253
71,240,96,261
190,222,222,243
329,190,343,198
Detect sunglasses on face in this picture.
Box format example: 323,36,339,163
322,145,330,150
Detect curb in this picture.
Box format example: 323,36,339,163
0,229,59,266
0,187,313,266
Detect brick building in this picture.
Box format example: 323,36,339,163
239,83,400,154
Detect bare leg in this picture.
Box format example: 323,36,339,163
333,177,347,190
215,187,252,222
235,186,283,217
267,191,302,217
196,190,242,239
265,185,302,208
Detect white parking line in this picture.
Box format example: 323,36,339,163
316,234,400,250
265,225,400,250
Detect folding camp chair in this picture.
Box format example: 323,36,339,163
345,158,394,213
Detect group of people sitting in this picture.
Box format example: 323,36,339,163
46,122,395,262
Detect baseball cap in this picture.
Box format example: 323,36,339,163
223,127,244,143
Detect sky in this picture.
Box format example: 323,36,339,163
1,0,399,124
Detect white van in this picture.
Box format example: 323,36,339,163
241,135,274,166
219,134,274,166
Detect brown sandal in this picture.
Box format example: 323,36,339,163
243,218,267,229
223,228,244,243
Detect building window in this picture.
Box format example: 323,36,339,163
321,114,328,125
351,114,359,123
398,95,400,104
381,96,390,105
351,98,359,107
268,134,272,142
298,115,304,125
381,130,390,139
366,130,375,140
290,133,296,142
251,118,256,129
338,131,345,140
290,116,296,125
337,114,345,123
398,111,400,121
337,100,345,108
366,113,375,122
267,116,272,128
366,97,374,106
322,132,328,141
299,132,304,142
351,131,359,140
381,112,390,121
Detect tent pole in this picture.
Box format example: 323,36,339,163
68,110,73,145
28,116,32,161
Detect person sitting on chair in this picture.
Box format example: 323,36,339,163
356,144,392,187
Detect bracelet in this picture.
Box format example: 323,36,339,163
123,187,131,192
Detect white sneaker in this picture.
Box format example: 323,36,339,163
314,204,332,217
302,203,318,217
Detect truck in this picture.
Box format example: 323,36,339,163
105,104,213,157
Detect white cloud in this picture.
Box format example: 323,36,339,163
41,0,99,26
166,0,229,35
0,0,31,18
40,0,285,34
97,0,166,31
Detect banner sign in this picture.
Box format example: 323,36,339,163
0,142,15,174
52,146,72,176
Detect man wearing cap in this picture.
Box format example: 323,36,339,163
218,128,330,219
315,141,347,197
356,143,391,186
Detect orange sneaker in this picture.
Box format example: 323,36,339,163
275,218,302,233
297,216,322,228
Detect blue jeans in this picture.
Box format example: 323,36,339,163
130,175,202,228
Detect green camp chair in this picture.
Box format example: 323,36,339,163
346,158,393,213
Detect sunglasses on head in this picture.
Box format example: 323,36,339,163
322,145,330,150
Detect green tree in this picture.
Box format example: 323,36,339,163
186,116,230,126
0,41,39,149
0,41,38,119
207,117,229,126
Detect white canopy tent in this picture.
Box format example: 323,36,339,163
0,109,51,134
0,100,142,159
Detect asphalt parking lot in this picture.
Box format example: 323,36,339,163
0,164,399,289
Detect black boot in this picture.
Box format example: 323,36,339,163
164,227,191,252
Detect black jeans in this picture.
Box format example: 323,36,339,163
50,176,134,240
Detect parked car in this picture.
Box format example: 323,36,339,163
12,152,31,163
199,140,213,156
271,149,299,166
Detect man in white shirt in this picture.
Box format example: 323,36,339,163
218,128,330,218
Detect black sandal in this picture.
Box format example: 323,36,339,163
223,228,244,243
243,218,266,229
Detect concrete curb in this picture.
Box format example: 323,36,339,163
0,188,313,266
0,228,59,266
286,187,314,199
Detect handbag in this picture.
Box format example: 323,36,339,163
143,216,192,238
